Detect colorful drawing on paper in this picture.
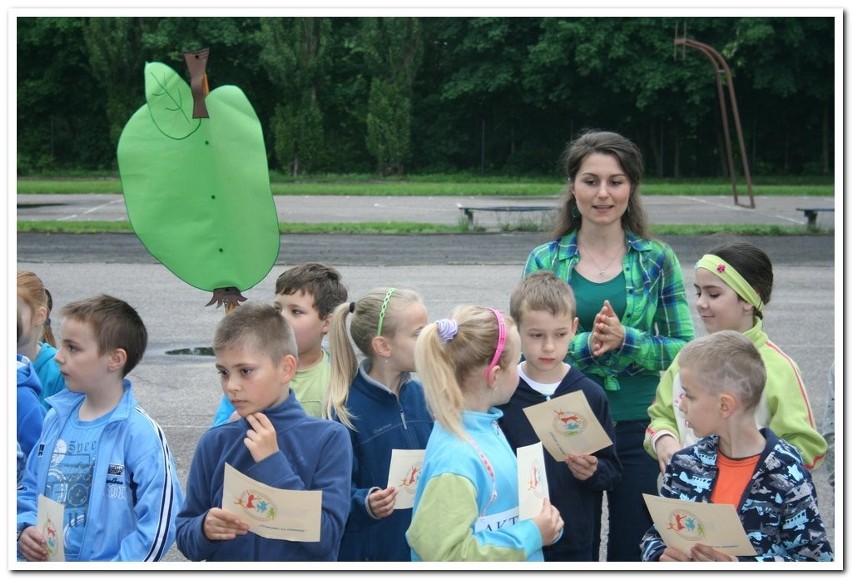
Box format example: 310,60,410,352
234,489,279,521
552,408,586,436
526,458,546,498
398,462,423,496
41,516,59,555
665,508,707,541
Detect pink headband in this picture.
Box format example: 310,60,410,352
483,307,507,378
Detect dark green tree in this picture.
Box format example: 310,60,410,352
260,17,330,176
362,17,423,175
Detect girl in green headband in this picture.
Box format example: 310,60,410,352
645,241,827,473
323,287,434,562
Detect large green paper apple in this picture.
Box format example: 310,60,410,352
117,61,279,304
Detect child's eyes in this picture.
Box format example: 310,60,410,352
695,290,721,299
217,369,228,377
240,368,254,376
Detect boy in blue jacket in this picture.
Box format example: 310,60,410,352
17,295,183,562
498,271,622,561
176,303,352,561
640,331,833,562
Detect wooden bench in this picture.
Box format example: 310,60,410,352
796,207,834,231
457,205,555,229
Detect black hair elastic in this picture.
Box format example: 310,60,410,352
349,301,356,313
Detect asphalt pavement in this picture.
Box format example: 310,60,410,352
13,193,841,568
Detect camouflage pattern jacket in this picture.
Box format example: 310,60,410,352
640,428,833,562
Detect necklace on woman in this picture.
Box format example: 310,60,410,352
579,242,621,277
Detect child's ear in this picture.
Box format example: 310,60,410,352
484,364,499,389
719,393,737,418
107,348,128,373
320,312,332,336
571,316,579,336
33,305,48,327
371,335,392,359
278,353,298,383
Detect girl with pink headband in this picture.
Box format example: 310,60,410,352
407,305,564,561
645,241,827,472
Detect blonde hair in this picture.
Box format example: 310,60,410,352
17,270,56,346
678,330,766,411
415,305,517,439
324,287,423,429
510,270,576,327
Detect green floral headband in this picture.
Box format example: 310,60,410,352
695,255,764,314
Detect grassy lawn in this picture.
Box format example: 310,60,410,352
17,174,834,197
17,220,827,236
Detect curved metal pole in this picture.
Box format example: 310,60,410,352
675,37,755,208
687,39,754,208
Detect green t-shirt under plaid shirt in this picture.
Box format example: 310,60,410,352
523,230,695,421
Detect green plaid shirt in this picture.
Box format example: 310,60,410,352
523,231,695,393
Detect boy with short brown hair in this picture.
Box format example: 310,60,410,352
17,294,182,562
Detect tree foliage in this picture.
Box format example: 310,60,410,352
15,15,835,177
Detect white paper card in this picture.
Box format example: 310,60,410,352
643,493,757,557
36,495,65,562
522,390,613,460
387,448,425,510
222,463,322,542
517,442,550,520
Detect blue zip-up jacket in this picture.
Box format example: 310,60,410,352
641,428,833,562
497,364,622,561
336,362,433,561
33,342,65,410
17,381,183,561
176,392,352,561
16,354,46,462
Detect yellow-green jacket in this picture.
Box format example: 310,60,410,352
644,318,826,470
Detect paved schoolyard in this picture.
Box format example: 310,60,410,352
19,255,838,568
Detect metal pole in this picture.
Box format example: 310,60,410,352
691,39,755,208
674,36,755,208
675,38,739,204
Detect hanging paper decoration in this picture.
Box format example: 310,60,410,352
117,49,279,308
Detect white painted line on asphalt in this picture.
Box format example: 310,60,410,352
58,199,124,221
82,199,123,215
676,195,753,212
676,195,806,225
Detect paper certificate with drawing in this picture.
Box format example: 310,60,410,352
517,442,550,520
222,463,322,542
643,494,757,557
37,495,65,562
522,390,613,460
387,448,425,510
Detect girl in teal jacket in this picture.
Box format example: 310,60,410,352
408,306,564,561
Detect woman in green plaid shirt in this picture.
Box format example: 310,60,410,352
523,130,694,562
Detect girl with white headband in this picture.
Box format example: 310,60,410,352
645,241,827,472
407,306,563,561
